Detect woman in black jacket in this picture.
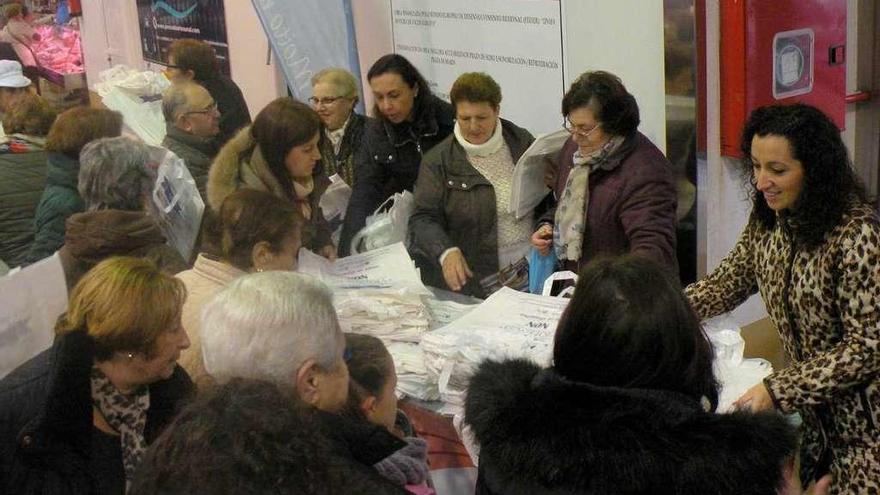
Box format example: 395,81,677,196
465,255,804,494
339,54,454,256
0,257,194,494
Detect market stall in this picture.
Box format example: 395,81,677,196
32,22,86,108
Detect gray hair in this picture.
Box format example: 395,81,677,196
162,81,208,123
200,271,344,386
78,136,155,211
311,67,359,103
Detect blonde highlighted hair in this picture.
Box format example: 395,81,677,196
56,257,187,360
311,67,359,103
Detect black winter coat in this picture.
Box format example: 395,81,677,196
408,119,536,297
0,330,194,495
339,95,454,256
199,75,251,148
465,359,798,495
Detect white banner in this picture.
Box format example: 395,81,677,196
391,0,564,135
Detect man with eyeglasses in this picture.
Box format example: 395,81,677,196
162,81,221,199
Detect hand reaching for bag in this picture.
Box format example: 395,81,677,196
531,224,553,256
442,249,473,292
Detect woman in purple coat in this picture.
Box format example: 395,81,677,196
531,71,678,273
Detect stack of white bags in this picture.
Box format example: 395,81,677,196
420,287,570,407
298,243,440,399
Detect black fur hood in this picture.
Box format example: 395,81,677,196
465,359,797,495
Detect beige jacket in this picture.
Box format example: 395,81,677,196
175,253,246,387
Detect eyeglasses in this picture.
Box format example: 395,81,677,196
308,96,345,106
184,102,218,116
563,117,601,138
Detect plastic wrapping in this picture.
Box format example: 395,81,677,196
94,65,171,146
149,148,205,262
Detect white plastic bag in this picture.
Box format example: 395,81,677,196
0,254,67,379
350,190,415,254
150,149,205,262
95,65,170,146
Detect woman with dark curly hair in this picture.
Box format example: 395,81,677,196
686,103,880,492
531,71,678,273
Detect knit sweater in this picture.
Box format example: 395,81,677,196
175,254,246,387
466,143,532,267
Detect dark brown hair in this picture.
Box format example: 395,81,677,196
343,333,393,421
168,38,219,82
45,107,123,158
561,70,640,137
449,72,502,109
201,189,304,271
553,255,718,410
740,103,867,248
2,93,56,136
250,98,322,199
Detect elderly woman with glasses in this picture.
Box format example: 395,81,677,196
531,71,678,273
310,68,367,187
57,136,187,289
409,72,537,296
0,256,194,495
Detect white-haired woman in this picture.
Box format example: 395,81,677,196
310,68,367,186
200,271,349,411
199,271,411,485
58,136,187,289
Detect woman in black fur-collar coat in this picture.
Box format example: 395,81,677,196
465,256,800,495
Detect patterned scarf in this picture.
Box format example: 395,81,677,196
90,366,150,482
553,136,625,261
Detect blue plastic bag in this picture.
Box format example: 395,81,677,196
528,248,557,294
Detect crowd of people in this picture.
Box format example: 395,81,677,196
0,27,877,495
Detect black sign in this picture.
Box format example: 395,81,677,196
137,0,231,75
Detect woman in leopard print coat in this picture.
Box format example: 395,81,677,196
686,104,880,493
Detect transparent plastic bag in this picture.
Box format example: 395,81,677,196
149,149,205,261
350,190,415,254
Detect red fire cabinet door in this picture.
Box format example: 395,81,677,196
720,0,846,157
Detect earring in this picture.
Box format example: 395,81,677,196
256,267,264,273
126,353,134,360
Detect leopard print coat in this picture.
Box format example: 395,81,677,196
686,201,880,494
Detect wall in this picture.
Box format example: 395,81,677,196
350,0,393,116
80,0,285,118
561,0,667,151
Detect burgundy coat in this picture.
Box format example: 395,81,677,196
540,132,677,272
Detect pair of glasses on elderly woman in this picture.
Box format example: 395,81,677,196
563,117,601,139
308,96,347,106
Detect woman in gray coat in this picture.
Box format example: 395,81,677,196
409,73,536,297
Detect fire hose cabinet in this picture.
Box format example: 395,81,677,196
720,0,846,156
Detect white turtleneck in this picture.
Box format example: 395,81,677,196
440,119,532,269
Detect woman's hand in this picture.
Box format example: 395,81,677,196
320,244,337,261
780,457,832,495
442,250,473,292
732,382,774,412
530,224,554,256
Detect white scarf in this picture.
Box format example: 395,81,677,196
325,115,350,155
454,118,503,157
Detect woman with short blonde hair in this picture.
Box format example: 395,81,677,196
0,256,194,494
310,67,366,187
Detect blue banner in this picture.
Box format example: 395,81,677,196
250,0,363,107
